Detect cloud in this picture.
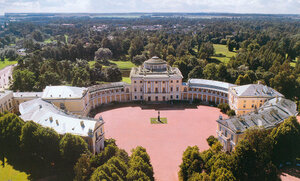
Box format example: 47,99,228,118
3,0,300,14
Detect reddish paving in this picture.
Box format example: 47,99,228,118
95,105,227,181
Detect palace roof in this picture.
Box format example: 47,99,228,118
19,98,103,137
188,79,235,93
217,97,297,134
230,84,283,97
42,86,88,99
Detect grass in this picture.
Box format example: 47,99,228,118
290,57,299,67
122,77,131,84
109,60,136,69
0,59,17,70
211,44,237,64
0,158,29,181
150,117,168,124
64,34,69,44
89,60,135,70
44,38,57,44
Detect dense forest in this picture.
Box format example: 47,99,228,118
0,16,299,107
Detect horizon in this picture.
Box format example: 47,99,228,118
1,0,300,15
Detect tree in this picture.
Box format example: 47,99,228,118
235,74,252,85
226,110,236,117
132,54,147,65
127,147,154,181
94,48,112,63
91,156,128,181
59,133,89,165
11,69,36,92
74,154,92,181
203,63,217,80
174,60,189,80
104,66,122,82
128,37,144,59
210,167,236,181
32,30,43,42
232,129,279,180
270,116,300,165
188,66,203,79
218,103,230,114
0,113,24,160
20,121,60,167
35,71,62,91
179,146,204,181
198,42,215,59
206,136,218,147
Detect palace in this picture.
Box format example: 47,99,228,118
0,56,297,153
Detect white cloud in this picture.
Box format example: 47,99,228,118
3,0,300,14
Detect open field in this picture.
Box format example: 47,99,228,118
64,34,69,44
89,60,136,69
0,59,17,70
95,105,227,181
0,158,29,181
211,44,237,64
109,60,136,69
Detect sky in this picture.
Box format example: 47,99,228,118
1,0,300,15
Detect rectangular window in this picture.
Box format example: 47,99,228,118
176,80,179,83
171,87,173,92
170,95,173,99
176,87,179,92
135,96,137,100
231,134,233,141
140,96,143,99
243,104,246,108
140,81,142,83
225,130,228,137
134,81,136,83
176,95,179,99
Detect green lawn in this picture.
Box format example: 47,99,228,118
89,60,136,70
109,60,136,69
150,117,168,124
64,34,69,44
0,158,29,181
211,44,237,64
0,60,17,70
122,77,131,84
290,57,299,67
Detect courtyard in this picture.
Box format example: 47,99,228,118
95,104,227,181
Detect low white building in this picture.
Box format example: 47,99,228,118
19,98,105,154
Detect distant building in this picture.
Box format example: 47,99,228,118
19,98,104,154
229,82,283,115
217,97,297,152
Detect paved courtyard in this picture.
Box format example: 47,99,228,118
95,105,227,181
